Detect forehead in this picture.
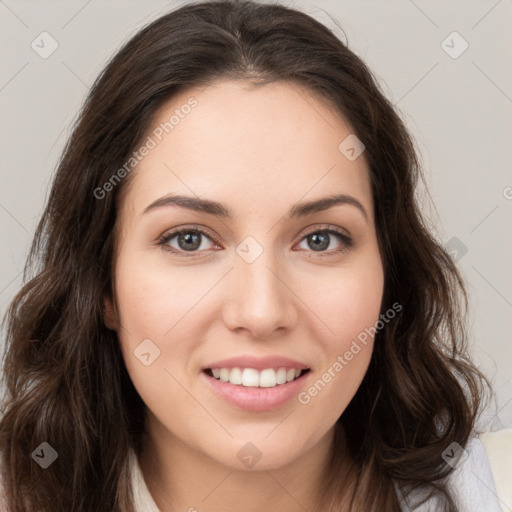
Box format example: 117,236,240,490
122,79,373,222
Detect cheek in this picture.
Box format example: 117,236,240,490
112,251,198,388
294,256,384,412
112,254,207,425
297,257,384,348
113,250,215,341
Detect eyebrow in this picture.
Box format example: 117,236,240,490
142,193,369,223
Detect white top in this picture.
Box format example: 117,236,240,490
127,431,512,512
1,431,509,510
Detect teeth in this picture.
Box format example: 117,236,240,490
276,367,287,385
208,367,306,387
259,368,276,388
230,367,243,385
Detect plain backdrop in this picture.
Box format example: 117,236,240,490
1,0,511,429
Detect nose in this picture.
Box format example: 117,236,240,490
221,251,298,339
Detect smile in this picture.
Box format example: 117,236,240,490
201,367,311,412
205,367,310,387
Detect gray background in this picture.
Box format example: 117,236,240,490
1,0,511,429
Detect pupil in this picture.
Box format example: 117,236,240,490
179,232,201,251
309,233,328,251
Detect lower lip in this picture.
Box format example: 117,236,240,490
201,370,310,412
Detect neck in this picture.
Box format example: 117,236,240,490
137,413,351,512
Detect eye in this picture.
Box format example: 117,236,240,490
157,226,219,257
295,227,353,256
157,225,353,258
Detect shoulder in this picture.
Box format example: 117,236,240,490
0,457,8,512
478,428,512,512
127,448,161,512
398,431,511,512
0,452,5,502
441,434,504,511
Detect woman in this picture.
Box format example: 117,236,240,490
0,1,509,511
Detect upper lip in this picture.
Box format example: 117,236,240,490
203,355,310,371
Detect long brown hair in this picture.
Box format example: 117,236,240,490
0,1,489,510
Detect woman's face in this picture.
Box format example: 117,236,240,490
105,79,384,470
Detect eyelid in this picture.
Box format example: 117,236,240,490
300,223,351,239
297,225,353,257
157,223,353,257
157,224,221,257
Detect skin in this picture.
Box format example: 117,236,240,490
104,79,385,511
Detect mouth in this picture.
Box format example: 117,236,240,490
203,367,311,388
200,355,312,411
201,366,311,411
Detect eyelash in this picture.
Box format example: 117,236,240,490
157,224,353,259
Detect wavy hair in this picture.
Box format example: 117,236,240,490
0,1,489,510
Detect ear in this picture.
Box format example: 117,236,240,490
102,294,118,331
